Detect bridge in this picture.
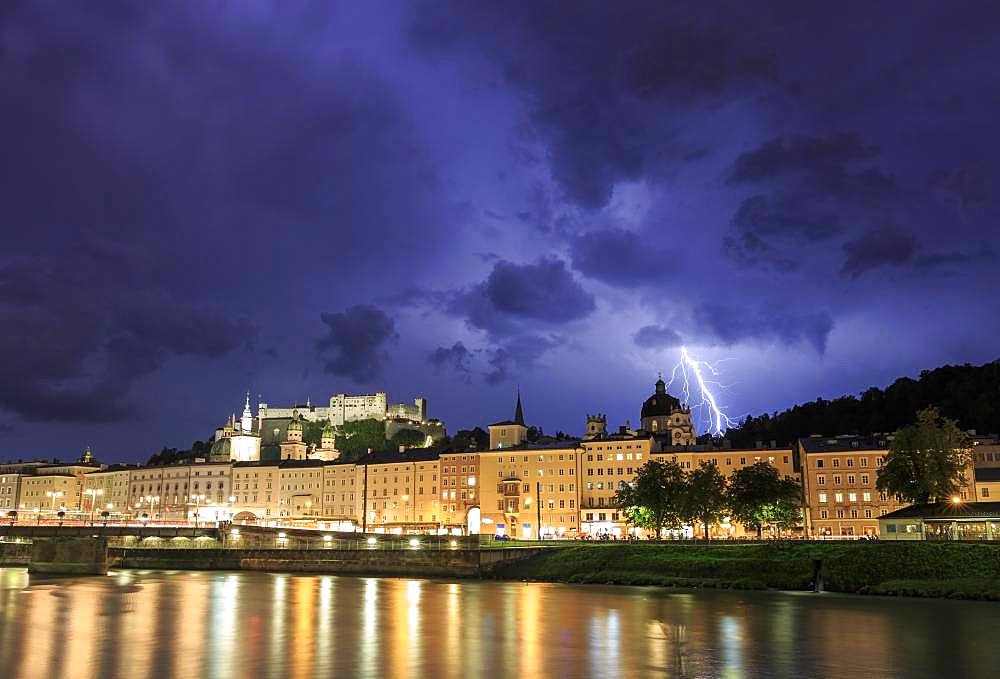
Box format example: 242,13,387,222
0,524,559,576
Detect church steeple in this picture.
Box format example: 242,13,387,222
241,391,253,434
514,390,525,426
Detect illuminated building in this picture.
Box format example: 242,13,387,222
478,443,580,539
438,450,481,534
639,376,696,444
358,449,442,533
81,466,132,516
0,473,24,510
488,392,528,450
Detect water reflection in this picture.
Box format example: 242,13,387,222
0,568,998,679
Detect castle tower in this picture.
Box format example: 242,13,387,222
321,421,336,450
584,414,607,440
489,390,529,450
240,391,253,434
286,410,304,443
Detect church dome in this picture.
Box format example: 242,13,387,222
287,411,303,432
322,422,336,436
641,377,681,419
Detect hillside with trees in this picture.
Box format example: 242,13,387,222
724,360,1000,447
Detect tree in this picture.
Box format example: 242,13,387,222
877,406,972,504
613,459,686,538
727,461,802,538
447,427,489,451
390,428,427,450
680,461,728,540
302,421,327,447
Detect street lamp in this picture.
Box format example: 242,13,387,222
45,491,64,516
192,494,205,527
84,488,104,525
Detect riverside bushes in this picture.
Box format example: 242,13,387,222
492,542,1000,600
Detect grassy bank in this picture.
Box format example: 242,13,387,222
490,542,1000,600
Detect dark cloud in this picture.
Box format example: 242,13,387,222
483,335,561,385
450,257,596,337
692,303,834,354
727,133,879,185
570,228,673,287
840,228,917,279
316,306,399,383
633,325,684,349
428,341,473,379
914,242,993,276
928,166,990,208
0,254,253,423
410,4,780,209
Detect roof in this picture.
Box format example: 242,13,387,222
483,440,582,453
233,459,327,469
514,392,525,426
880,501,1000,521
974,467,1000,482
356,448,442,465
797,435,889,453
640,378,682,419
488,420,524,427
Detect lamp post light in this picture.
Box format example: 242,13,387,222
192,494,205,527
84,488,104,526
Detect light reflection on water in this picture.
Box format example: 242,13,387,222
0,568,998,679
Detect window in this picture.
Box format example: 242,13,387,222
860,457,869,467
862,492,871,502
832,458,840,468
820,510,828,519
817,475,825,485
834,492,843,503
818,492,827,503
983,487,991,498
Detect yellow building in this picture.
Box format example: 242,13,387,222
81,466,132,517
488,393,528,449
439,450,481,533
231,462,280,522
0,473,23,510
974,468,1000,501
17,474,82,512
128,462,234,521
359,450,441,533
579,435,652,535
799,436,904,537
277,461,325,518
322,461,361,525
799,435,977,537
478,443,580,539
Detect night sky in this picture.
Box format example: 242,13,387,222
2,2,998,462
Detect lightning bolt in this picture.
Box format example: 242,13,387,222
665,346,739,437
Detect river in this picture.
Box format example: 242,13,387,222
0,567,996,678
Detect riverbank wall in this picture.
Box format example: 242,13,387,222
488,542,1000,601
108,546,554,578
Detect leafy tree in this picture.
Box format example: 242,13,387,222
447,427,489,451
613,459,686,537
877,407,972,504
723,360,999,446
302,421,327,447
680,461,728,540
334,419,390,459
727,461,802,538
391,428,427,449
